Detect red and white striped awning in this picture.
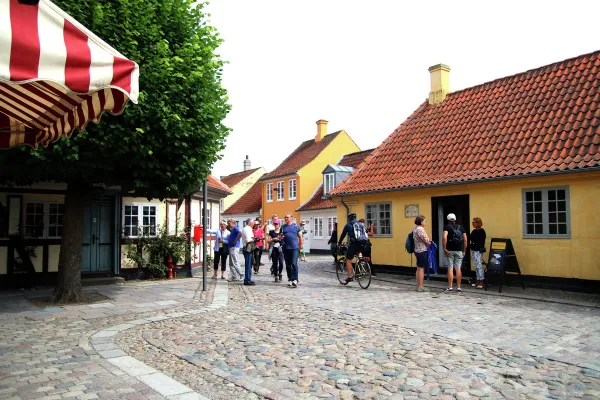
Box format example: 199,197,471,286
0,0,139,149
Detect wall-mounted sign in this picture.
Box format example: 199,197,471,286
405,204,419,218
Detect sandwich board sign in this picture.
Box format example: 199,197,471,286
485,238,525,293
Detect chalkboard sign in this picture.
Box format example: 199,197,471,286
485,238,525,293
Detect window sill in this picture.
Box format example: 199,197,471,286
522,235,571,239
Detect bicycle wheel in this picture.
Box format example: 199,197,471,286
355,259,372,289
336,257,349,284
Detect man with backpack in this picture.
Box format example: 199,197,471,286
338,212,368,285
442,213,468,293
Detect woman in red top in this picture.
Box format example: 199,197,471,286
252,221,265,273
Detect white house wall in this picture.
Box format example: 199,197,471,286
300,209,338,252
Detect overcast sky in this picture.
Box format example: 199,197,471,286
206,0,600,179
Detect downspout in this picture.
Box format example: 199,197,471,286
340,196,350,222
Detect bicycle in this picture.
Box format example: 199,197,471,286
336,242,372,289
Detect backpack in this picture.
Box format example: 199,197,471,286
353,222,367,241
449,225,464,247
405,231,415,254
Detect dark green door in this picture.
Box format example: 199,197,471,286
81,198,114,272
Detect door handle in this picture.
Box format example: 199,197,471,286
92,234,96,245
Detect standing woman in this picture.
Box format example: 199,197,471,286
413,215,431,291
212,221,229,279
470,217,487,288
267,219,284,282
252,221,264,273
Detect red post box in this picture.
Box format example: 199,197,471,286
193,225,203,243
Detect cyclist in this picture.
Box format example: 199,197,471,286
338,212,368,284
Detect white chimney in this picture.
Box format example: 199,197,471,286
428,64,451,105
243,155,251,171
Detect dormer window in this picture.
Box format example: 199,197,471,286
324,173,334,194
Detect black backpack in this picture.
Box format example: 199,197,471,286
405,231,415,254
449,225,464,247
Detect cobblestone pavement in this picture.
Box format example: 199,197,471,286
1,258,599,400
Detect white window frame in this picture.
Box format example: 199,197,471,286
314,217,323,238
202,206,211,229
23,202,64,239
324,173,335,194
289,179,297,200
522,186,571,238
327,216,337,236
266,183,273,202
365,202,392,237
123,204,158,238
219,199,224,212
276,181,284,201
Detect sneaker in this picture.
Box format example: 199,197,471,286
444,287,454,293
344,277,354,284
274,276,279,282
416,287,425,292
288,281,293,287
292,280,298,287
278,275,283,281
456,288,462,293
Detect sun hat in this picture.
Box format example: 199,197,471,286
447,213,457,221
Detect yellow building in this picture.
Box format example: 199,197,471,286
330,51,600,287
260,120,360,223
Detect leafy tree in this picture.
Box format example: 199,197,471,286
0,0,230,302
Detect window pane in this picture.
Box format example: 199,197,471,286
132,226,138,236
534,202,542,212
534,224,543,234
526,203,533,212
549,224,557,234
525,192,533,202
548,190,556,201
549,213,556,223
534,191,542,201
558,212,566,223
557,190,566,200
557,201,566,212
49,227,57,237
548,202,556,212
527,225,534,234
558,224,567,235
526,214,533,223
535,213,542,223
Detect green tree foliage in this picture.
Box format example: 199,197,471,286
0,0,230,301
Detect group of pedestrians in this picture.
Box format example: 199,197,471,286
210,213,304,287
412,213,487,292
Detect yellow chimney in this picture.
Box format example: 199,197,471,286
315,119,328,142
428,64,451,105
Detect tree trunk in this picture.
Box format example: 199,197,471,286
52,181,89,302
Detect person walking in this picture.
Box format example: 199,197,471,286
252,221,264,273
413,215,431,291
338,212,368,285
226,219,244,281
267,219,284,282
241,219,257,285
211,220,229,279
328,222,338,265
282,212,303,287
442,213,467,292
470,217,487,289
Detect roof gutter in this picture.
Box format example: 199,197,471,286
329,167,600,197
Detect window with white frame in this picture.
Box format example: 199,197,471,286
324,173,334,194
314,217,323,238
124,204,157,237
289,179,297,200
202,207,211,228
522,187,570,238
276,181,284,201
24,202,64,238
327,216,337,236
219,199,224,212
365,202,391,236
266,183,273,202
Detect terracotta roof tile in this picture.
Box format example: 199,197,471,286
207,175,232,193
220,167,261,188
338,149,375,168
222,179,262,215
296,185,336,211
261,132,342,180
332,50,600,195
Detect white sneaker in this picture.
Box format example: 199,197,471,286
288,281,293,287
292,280,298,287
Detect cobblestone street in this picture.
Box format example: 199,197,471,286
1,257,599,399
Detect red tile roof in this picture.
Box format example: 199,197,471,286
220,168,261,188
296,184,336,211
332,50,600,195
222,178,262,214
338,149,375,168
207,175,232,194
261,132,342,180
298,150,373,212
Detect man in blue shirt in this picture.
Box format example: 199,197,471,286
226,219,243,281
281,212,303,288
338,212,367,284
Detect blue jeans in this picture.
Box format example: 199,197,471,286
283,248,299,282
243,250,253,283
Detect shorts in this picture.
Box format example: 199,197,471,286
415,251,428,269
445,250,464,269
346,240,367,260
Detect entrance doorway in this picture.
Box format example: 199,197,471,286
81,197,114,273
431,194,470,275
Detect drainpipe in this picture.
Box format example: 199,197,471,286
340,196,350,222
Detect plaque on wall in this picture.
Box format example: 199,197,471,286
405,204,419,218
